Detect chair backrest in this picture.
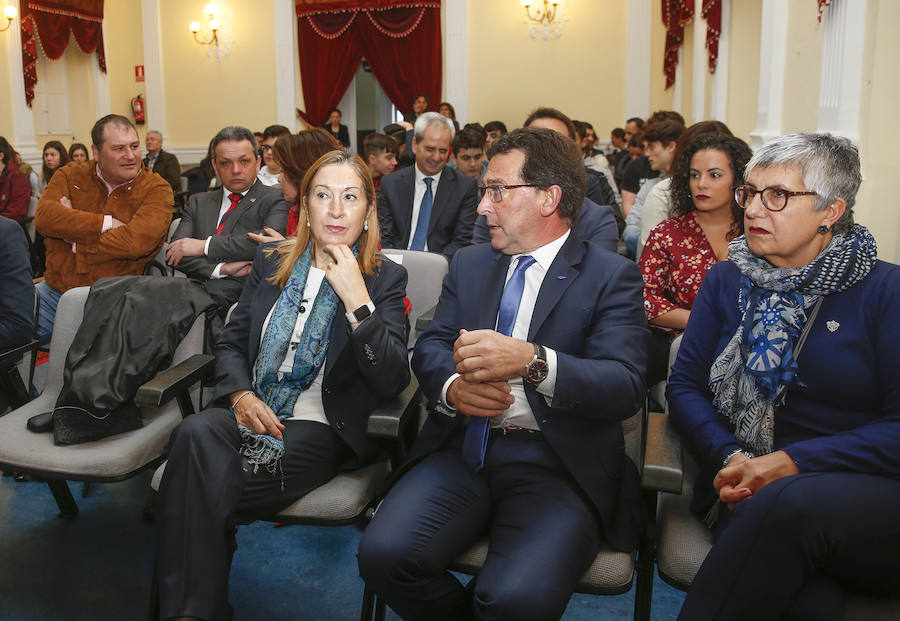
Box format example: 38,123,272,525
381,250,449,348
23,196,38,241
167,218,181,242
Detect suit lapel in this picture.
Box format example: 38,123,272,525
427,167,455,236
528,233,584,341
478,251,511,330
397,167,416,247
205,190,224,235
223,181,261,235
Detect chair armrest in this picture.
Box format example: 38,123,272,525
642,411,683,494
0,339,40,368
367,376,420,440
135,354,215,408
415,306,436,334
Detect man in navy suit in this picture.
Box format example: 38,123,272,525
377,112,478,260
359,128,648,620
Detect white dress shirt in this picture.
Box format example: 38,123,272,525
441,230,569,430
204,186,251,278
407,165,443,251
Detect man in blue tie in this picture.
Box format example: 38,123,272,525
377,112,478,260
359,128,649,620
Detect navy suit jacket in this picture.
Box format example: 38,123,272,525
472,197,619,253
214,244,410,465
406,231,649,551
377,164,478,260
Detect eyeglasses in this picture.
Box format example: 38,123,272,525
733,185,818,212
260,144,273,153
478,184,538,203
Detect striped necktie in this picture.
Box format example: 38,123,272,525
216,193,241,235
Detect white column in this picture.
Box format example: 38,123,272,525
337,78,358,153
443,0,468,124
708,0,730,121
141,0,167,136
273,0,299,131
749,0,789,148
816,0,866,142
92,16,111,118
3,13,40,168
672,57,683,114
692,14,708,123
625,0,651,119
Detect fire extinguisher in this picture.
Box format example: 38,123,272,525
131,95,145,125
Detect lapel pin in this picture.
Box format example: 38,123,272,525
826,320,840,332
556,275,566,280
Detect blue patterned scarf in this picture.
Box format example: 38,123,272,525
709,224,877,455
236,243,356,477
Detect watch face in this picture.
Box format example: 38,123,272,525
527,359,549,383
353,305,372,321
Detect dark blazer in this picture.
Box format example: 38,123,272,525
323,123,351,148
472,197,619,254
0,216,34,349
214,244,410,464
171,180,290,281
377,164,478,260
405,232,649,551
144,149,182,194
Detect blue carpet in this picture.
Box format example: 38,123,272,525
0,473,685,620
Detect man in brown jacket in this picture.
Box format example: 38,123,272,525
34,114,173,343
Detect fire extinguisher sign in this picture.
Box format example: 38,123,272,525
135,65,145,82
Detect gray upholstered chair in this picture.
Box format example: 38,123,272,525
380,249,449,349
654,341,900,620
143,217,181,277
0,286,209,518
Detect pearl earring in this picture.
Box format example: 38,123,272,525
364,220,369,232
306,218,311,228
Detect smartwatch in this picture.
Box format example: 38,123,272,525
525,343,549,384
346,301,375,324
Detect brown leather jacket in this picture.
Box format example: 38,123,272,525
35,161,173,292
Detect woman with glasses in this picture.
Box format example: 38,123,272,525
638,135,752,384
668,133,900,620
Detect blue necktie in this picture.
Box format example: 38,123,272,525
410,177,433,251
461,255,536,472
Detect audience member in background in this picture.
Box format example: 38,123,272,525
362,132,398,191
68,143,89,164
156,148,410,621
0,137,31,221
378,112,478,260
451,127,487,182
383,123,414,169
257,124,292,186
167,126,290,310
584,122,600,156
614,117,644,188
0,216,34,415
249,128,341,241
40,141,69,193
639,121,734,252
15,151,40,197
669,133,900,621
640,135,751,385
34,114,172,344
621,120,685,257
403,93,430,123
484,120,507,151
521,107,622,243
322,108,350,148
621,111,683,216
143,130,182,194
254,131,264,147
438,102,460,132
359,128,648,621
607,127,626,163
573,119,622,221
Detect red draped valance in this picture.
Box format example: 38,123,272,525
20,0,106,108
662,0,693,90
294,0,441,128
701,0,721,74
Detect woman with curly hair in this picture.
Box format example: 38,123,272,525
639,134,752,384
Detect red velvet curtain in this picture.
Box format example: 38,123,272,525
295,0,441,128
701,0,721,74
662,0,693,90
20,0,106,107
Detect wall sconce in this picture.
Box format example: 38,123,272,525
189,2,232,61
0,4,18,32
521,0,567,42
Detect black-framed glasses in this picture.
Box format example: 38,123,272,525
478,184,539,203
260,144,273,153
734,185,818,212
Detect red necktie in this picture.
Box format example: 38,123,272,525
216,193,241,235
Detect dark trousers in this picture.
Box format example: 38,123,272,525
678,472,900,621
358,431,601,621
155,408,349,621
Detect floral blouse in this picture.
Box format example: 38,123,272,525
639,211,722,324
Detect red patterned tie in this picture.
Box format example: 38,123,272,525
216,193,241,235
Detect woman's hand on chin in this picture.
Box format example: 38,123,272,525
714,450,800,510
230,392,285,440
322,244,370,312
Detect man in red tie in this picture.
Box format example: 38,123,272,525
166,126,290,309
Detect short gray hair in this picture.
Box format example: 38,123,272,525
746,133,860,234
414,112,455,142
209,126,258,160
147,130,163,141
